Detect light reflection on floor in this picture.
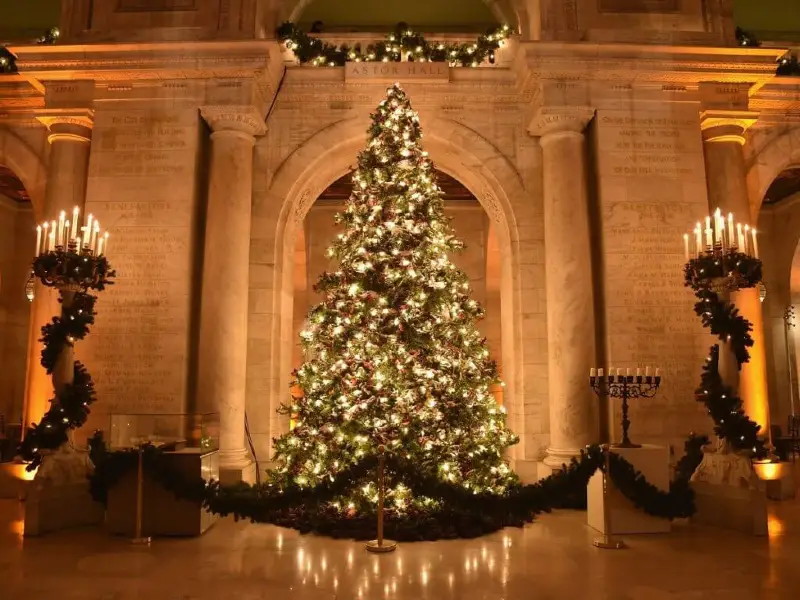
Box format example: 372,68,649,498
1,498,800,599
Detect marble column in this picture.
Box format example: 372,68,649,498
530,107,598,469
198,107,266,484
23,115,92,431
700,110,771,438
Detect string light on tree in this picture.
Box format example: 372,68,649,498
270,83,518,526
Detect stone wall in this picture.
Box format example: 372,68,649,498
593,105,711,453
79,107,207,439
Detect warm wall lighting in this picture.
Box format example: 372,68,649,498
753,460,787,481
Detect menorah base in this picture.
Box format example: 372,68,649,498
366,539,397,553
612,442,642,449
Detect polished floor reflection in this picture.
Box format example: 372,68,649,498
1,498,799,600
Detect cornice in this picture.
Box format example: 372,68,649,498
35,108,94,143
517,42,785,89
8,40,282,83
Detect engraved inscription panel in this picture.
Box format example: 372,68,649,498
116,0,197,12
596,108,709,448
598,0,679,13
82,108,201,417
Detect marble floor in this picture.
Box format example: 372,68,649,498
1,499,799,600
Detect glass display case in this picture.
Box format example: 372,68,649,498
107,412,220,451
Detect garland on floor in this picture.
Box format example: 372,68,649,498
87,431,703,541
0,27,60,74
683,251,769,459
17,249,115,470
277,22,511,67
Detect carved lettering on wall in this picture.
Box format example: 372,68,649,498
345,62,450,83
116,0,197,11
597,0,679,12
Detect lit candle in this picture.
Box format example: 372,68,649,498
616,368,622,377
598,368,604,377
97,235,104,256
727,213,734,248
683,233,689,261
744,225,750,255
75,234,82,252
63,220,70,248
695,223,702,256
71,206,79,240
91,221,100,254
57,211,65,246
737,223,744,250
655,368,661,377
713,209,721,246
48,227,55,253
705,226,713,248
636,368,641,377
590,368,597,377
42,221,49,252
103,232,109,255
645,366,651,377
35,225,42,257
626,368,631,376
751,228,759,259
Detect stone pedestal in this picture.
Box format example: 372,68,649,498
690,451,768,536
530,107,598,469
197,107,266,484
587,444,671,534
23,447,103,536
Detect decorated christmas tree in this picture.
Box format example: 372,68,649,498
270,84,518,534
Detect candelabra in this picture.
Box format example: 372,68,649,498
17,206,114,468
589,369,661,448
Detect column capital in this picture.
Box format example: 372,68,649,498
700,110,759,145
528,106,595,140
200,105,267,140
35,109,93,144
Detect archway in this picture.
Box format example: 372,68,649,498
248,116,537,471
0,163,35,459
754,160,800,436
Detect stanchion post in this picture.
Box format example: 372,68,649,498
366,453,397,553
593,444,626,550
131,444,152,545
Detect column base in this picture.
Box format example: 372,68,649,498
543,446,584,471
218,448,256,485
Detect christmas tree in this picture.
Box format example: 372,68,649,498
271,84,518,533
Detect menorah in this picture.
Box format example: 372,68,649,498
589,368,662,448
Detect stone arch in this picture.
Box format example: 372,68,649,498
249,116,537,467
747,126,800,218
281,0,522,32
0,127,47,219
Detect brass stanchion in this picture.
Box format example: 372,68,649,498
593,444,625,550
365,454,397,553
131,445,151,545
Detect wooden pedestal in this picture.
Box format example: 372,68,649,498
106,448,218,537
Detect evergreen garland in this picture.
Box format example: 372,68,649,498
0,27,60,74
277,22,511,67
684,252,769,458
87,431,701,541
17,248,115,470
777,53,800,77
